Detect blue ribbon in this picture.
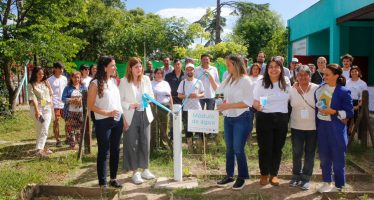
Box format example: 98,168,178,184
142,93,172,113
142,70,208,114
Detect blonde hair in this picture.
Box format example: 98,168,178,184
125,57,144,83
224,55,246,85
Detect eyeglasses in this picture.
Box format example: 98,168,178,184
83,68,89,71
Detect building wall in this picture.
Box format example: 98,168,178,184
288,0,374,42
308,29,329,56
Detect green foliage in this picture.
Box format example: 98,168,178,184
186,42,247,60
232,2,286,59
0,76,11,117
195,8,227,45
262,28,288,59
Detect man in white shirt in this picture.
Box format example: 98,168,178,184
161,57,174,78
80,64,92,89
47,62,68,147
195,54,219,110
177,63,205,152
257,51,268,75
340,53,354,80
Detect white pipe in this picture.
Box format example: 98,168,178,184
173,104,183,182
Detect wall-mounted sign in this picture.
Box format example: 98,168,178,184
292,38,307,56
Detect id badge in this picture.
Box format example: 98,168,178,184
300,109,309,119
41,99,47,107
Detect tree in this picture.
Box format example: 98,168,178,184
195,7,226,46
0,0,86,113
186,42,247,60
262,28,288,59
232,2,286,58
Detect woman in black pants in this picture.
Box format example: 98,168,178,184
87,56,124,188
253,57,291,186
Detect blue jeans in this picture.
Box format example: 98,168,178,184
291,128,317,182
95,116,123,186
200,98,215,110
224,111,253,179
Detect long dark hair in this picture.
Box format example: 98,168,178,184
94,56,114,98
29,66,47,85
326,64,346,86
262,57,287,90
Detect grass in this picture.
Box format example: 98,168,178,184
0,153,80,199
4,110,372,199
0,110,65,142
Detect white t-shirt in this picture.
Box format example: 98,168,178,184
91,78,123,120
315,84,335,121
342,67,351,80
249,75,263,83
218,76,254,117
346,78,368,100
69,89,83,112
177,78,205,111
253,77,291,113
161,66,174,78
290,83,318,130
82,76,93,89
194,66,220,99
47,75,67,109
151,80,171,105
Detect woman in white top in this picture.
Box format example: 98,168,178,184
28,66,54,157
150,68,173,150
119,57,156,185
87,56,124,188
248,62,263,83
216,55,254,190
253,57,291,186
346,65,367,141
289,65,318,190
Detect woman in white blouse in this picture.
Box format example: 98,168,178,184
346,65,368,140
216,55,254,190
289,65,318,190
28,66,54,157
253,57,291,186
248,62,263,83
87,56,123,188
151,68,173,150
119,57,156,185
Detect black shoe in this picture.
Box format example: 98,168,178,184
217,176,235,187
232,178,245,190
56,140,62,147
109,180,123,189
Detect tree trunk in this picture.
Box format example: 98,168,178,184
215,0,222,44
3,59,18,114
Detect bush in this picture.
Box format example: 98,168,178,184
0,76,11,117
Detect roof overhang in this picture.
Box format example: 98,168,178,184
337,3,374,24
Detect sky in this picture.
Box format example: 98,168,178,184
126,0,319,44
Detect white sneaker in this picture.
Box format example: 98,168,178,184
317,182,332,193
141,169,156,180
330,186,342,192
132,172,144,185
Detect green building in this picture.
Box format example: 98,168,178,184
288,0,374,85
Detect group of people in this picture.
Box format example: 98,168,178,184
28,62,97,157
27,50,367,192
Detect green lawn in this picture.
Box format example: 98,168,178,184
0,110,372,199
